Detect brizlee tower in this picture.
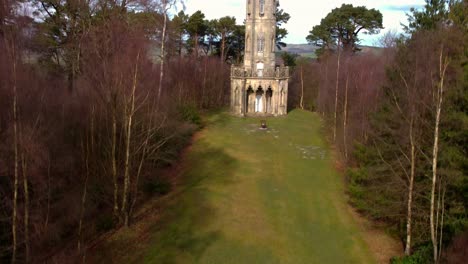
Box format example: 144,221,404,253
230,0,289,116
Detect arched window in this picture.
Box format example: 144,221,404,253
259,0,265,15
258,37,265,52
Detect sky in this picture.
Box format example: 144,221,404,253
179,0,427,46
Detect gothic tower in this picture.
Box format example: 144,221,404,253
230,0,289,116
244,0,277,71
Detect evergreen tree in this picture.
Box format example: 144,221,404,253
306,4,383,54
404,0,449,32
275,3,290,50
186,10,207,57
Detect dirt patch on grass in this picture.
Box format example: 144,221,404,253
348,207,403,264
330,145,402,263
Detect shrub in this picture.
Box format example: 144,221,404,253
178,104,202,127
96,214,115,232
143,177,171,197
391,245,432,264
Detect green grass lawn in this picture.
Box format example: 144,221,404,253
138,110,375,264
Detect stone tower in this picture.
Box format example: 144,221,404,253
230,0,289,116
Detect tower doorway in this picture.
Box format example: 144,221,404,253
255,88,264,113
266,87,273,113
246,86,254,113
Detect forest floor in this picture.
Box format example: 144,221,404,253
89,110,400,263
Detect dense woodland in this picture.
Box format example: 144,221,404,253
295,1,467,263
0,0,467,263
0,0,237,262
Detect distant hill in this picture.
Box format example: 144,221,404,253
279,44,384,59
280,44,319,59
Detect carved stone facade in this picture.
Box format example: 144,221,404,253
230,0,289,116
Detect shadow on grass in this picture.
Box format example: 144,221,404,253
202,111,232,128
143,145,239,263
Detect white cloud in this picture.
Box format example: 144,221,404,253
180,0,426,45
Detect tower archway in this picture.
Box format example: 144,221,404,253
255,87,264,113
246,86,254,113
266,87,273,113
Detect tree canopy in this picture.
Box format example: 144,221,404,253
275,3,290,50
306,4,383,54
214,16,237,61
404,0,449,33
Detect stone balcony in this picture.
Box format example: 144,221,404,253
231,66,289,79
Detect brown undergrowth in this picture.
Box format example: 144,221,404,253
86,132,203,263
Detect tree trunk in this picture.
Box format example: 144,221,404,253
129,127,149,220
157,4,168,108
78,107,94,254
430,47,449,264
343,74,349,160
438,185,446,261
45,155,51,230
405,115,416,256
201,57,207,108
111,104,119,220
333,39,341,142
178,32,183,56
221,33,226,62
10,41,19,264
122,51,140,227
300,65,304,110
22,152,30,263
194,33,199,58
77,140,89,254
67,70,75,92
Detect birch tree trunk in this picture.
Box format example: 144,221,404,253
343,74,349,160
157,0,168,108
430,47,449,264
9,40,19,264
333,39,341,142
438,185,446,261
129,124,150,219
78,107,94,254
122,51,140,227
405,115,416,256
111,104,118,219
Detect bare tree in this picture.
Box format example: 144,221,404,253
300,65,304,110
111,98,119,219
3,18,20,264
155,0,184,107
78,106,94,256
343,73,349,160
157,0,170,107
122,51,141,227
396,69,418,256
333,39,341,142
430,45,450,264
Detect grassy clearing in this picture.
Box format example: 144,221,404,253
93,109,378,263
